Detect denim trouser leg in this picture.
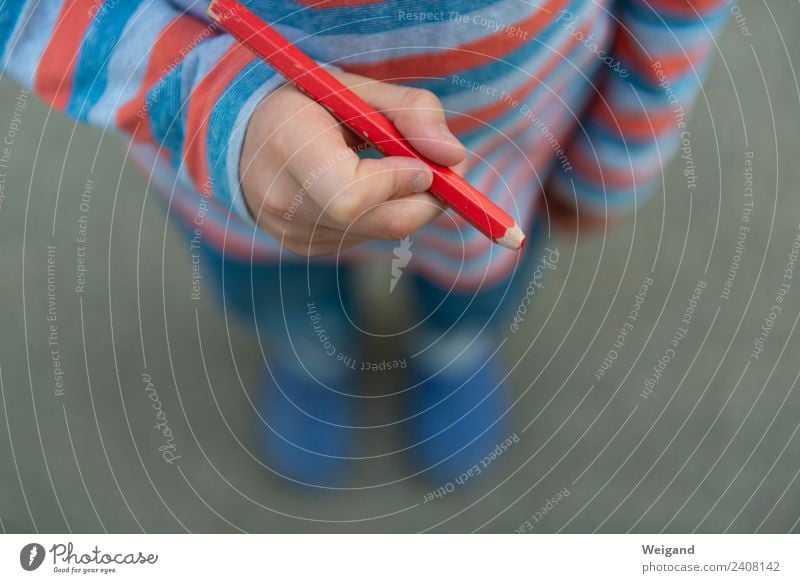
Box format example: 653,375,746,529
198,218,552,364
198,244,358,384
410,218,550,334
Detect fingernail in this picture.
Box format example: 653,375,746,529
413,170,432,193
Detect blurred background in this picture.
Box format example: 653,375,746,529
1,0,799,533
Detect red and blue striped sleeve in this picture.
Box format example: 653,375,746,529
0,0,286,222
547,0,729,215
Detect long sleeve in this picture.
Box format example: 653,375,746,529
0,0,286,221
547,0,729,214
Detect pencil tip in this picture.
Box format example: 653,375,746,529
497,224,525,250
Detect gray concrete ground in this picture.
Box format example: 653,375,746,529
1,1,799,533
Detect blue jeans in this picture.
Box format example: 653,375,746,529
199,219,548,354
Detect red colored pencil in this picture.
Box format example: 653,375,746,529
207,0,525,250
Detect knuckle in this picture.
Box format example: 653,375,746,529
327,179,374,222
261,193,285,217
356,161,400,200
265,131,290,162
381,214,416,240
404,88,441,112
327,194,362,224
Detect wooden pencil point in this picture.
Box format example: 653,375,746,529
497,225,526,250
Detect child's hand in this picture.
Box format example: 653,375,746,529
240,71,466,257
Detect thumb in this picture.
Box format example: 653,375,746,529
334,71,467,168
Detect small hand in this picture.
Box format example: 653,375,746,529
240,71,467,256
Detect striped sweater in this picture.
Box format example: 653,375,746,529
1,0,729,290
